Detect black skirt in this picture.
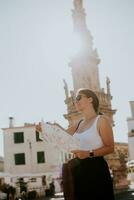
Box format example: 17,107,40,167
72,157,115,200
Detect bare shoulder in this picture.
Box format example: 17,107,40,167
98,114,111,125
97,114,113,133
67,120,83,135
67,125,77,135
97,115,114,148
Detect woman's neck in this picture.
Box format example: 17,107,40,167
82,110,97,122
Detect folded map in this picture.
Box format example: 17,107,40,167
40,121,80,153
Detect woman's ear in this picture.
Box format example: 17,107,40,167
89,97,93,103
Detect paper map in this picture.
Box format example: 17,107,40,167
40,121,80,153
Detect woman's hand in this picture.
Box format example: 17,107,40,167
71,150,89,159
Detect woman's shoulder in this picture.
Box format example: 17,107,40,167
98,114,110,121
97,114,112,127
67,119,83,135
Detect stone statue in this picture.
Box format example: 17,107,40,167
106,76,111,95
63,79,69,99
74,0,83,10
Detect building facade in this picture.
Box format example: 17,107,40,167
2,119,65,195
0,156,4,172
127,101,134,160
106,143,128,190
127,101,134,183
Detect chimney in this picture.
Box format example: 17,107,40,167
9,117,14,128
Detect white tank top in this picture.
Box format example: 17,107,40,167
73,115,104,151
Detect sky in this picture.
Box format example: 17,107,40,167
0,0,134,156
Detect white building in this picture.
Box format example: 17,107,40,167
127,101,134,160
2,117,66,195
127,101,134,184
0,156,4,172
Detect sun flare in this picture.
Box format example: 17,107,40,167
68,32,83,56
44,23,83,64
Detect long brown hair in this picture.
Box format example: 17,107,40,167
77,88,99,113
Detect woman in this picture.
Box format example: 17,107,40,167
64,88,115,200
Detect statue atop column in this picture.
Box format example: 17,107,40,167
106,76,111,95
63,79,69,99
74,0,83,10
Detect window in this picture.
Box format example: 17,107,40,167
42,175,46,185
36,131,42,142
29,178,36,182
14,153,25,165
18,178,24,183
14,132,24,143
37,151,45,163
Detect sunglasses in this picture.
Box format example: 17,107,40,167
75,94,87,102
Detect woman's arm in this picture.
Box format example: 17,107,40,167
94,115,114,156
66,125,78,135
36,122,78,135
53,122,78,135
